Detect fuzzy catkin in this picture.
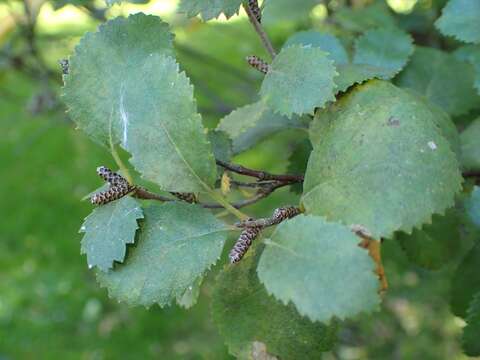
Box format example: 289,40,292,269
229,226,262,263
246,55,270,74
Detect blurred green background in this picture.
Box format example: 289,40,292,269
0,0,477,358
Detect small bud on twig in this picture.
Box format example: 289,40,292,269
246,55,270,74
229,226,262,263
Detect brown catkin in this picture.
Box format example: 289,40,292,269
271,206,301,224
246,55,270,74
96,166,128,187
229,226,262,263
248,0,262,23
91,183,132,205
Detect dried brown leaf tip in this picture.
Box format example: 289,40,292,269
246,55,270,74
248,0,262,23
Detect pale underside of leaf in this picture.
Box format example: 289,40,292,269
257,215,380,323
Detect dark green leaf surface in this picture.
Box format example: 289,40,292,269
208,130,233,164
284,31,349,65
63,15,217,193
436,0,480,44
257,215,380,323
450,242,480,318
178,0,243,20
287,139,312,194
80,197,143,271
333,2,397,33
353,28,413,79
461,118,480,171
216,101,306,154
463,291,480,356
212,246,338,360
304,80,462,239
454,45,480,95
97,203,229,307
396,46,480,116
397,209,461,270
260,45,337,117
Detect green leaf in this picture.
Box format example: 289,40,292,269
463,291,480,356
97,202,229,307
80,197,143,271
465,186,480,228
260,45,337,117
333,2,397,33
257,215,380,323
461,118,480,171
63,14,173,145
353,28,413,79
334,63,387,93
286,139,312,194
396,46,480,116
396,209,461,270
262,0,319,24
63,15,217,193
178,0,243,20
414,95,461,159
212,245,338,360
304,80,462,239
208,130,233,164
436,0,480,44
454,45,480,94
216,101,307,154
176,276,203,309
284,31,349,65
450,242,480,318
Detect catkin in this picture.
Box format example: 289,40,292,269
96,166,128,186
91,183,132,205
246,55,270,74
229,226,262,263
171,192,197,204
248,0,262,23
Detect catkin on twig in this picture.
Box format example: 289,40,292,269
91,183,133,205
96,166,128,186
229,226,262,263
248,0,262,23
246,55,270,74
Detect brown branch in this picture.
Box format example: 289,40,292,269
243,3,277,59
216,160,304,182
132,187,174,202
464,171,480,179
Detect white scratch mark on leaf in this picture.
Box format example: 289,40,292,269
119,85,129,148
428,141,437,150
